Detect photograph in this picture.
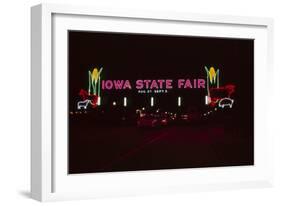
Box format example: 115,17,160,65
68,30,254,174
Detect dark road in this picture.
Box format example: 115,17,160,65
69,121,253,174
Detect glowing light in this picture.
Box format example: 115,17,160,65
140,113,145,117
178,96,181,107
218,98,234,108
142,107,145,111
77,99,91,110
150,97,154,107
98,76,101,104
91,68,98,83
113,101,116,106
97,96,101,106
161,119,168,124
209,67,217,84
124,97,127,107
88,71,91,94
88,67,103,97
204,66,220,97
205,95,209,105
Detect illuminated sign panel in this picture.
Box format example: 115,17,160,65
68,31,254,174
101,79,205,90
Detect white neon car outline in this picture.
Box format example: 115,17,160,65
218,98,234,108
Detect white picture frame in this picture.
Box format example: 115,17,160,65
31,3,274,202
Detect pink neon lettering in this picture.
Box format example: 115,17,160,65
166,79,173,89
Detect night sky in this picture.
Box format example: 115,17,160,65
68,31,253,112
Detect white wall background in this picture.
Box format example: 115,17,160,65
0,0,280,205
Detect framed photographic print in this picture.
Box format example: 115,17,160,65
31,3,274,201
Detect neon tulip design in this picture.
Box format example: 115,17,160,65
204,66,220,96
88,67,103,96
76,67,103,109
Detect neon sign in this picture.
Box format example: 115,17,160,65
101,79,206,90
178,97,181,107
76,66,235,110
77,67,103,110
204,66,236,107
204,66,220,97
151,97,154,107
124,97,127,107
77,99,91,110
218,98,234,108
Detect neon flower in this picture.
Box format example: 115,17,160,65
89,95,98,108
91,68,100,84
205,66,219,86
208,67,217,84
87,67,103,107
79,89,88,100
77,67,103,110
204,66,220,98
224,84,236,97
78,89,98,109
88,67,103,95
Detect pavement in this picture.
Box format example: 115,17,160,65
68,120,253,174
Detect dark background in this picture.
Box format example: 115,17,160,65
68,31,254,174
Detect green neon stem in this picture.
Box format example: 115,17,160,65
93,81,96,95
98,77,101,97
88,71,91,94
98,68,103,103
204,66,210,96
217,70,220,88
